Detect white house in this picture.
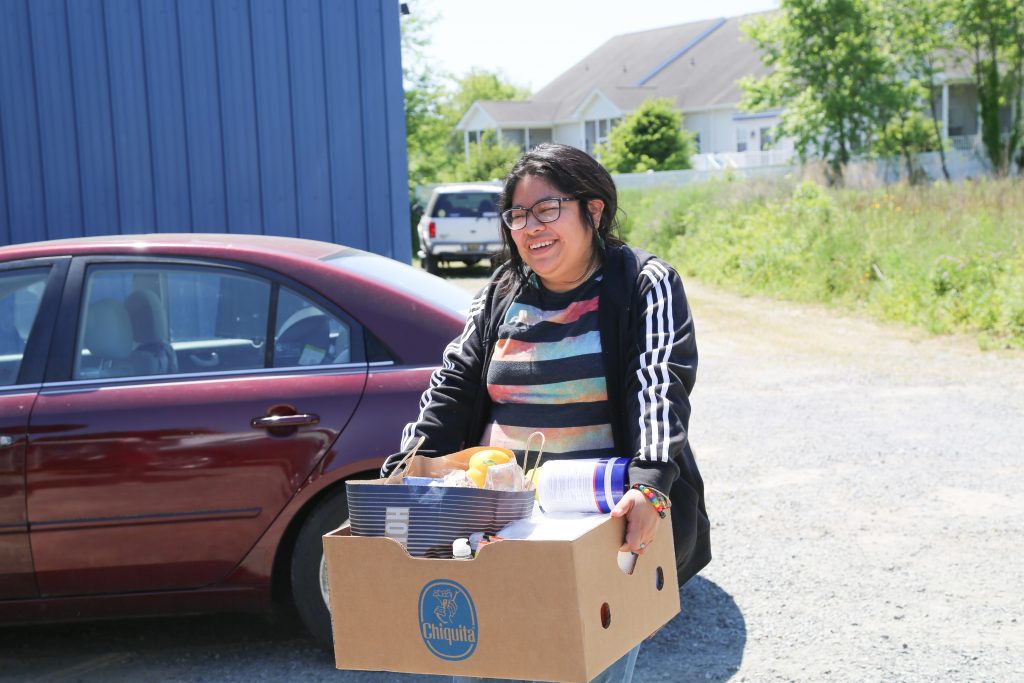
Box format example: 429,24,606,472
456,12,1004,170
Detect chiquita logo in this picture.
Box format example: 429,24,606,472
418,579,478,661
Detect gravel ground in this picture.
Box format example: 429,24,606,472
2,270,1021,682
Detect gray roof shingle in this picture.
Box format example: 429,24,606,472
470,13,772,126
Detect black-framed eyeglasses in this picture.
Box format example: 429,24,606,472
500,197,576,231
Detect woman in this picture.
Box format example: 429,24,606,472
386,143,710,683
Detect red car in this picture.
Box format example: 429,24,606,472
0,234,468,647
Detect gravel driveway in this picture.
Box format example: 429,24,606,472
3,271,1022,682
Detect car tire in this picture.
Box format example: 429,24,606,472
291,487,349,651
423,253,439,275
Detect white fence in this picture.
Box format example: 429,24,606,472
415,137,1015,201
690,148,796,170
611,165,793,190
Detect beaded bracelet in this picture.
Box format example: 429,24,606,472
631,484,670,519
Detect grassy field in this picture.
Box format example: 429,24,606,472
618,176,1024,350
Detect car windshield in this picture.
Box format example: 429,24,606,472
431,191,499,218
323,252,474,317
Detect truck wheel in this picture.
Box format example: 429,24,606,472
422,254,439,275
291,488,349,651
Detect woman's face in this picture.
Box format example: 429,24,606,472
508,175,603,292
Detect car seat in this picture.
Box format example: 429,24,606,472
125,289,178,374
275,307,330,367
80,299,136,378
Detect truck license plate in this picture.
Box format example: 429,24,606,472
464,244,482,251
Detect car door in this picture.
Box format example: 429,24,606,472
26,256,366,596
0,259,66,599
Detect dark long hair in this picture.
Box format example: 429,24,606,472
495,143,624,294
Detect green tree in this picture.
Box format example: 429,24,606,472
400,8,529,252
876,0,956,181
401,8,528,187
871,111,943,183
448,131,522,182
596,98,695,173
401,9,451,194
448,69,530,124
950,0,1024,175
741,0,901,184
442,69,529,177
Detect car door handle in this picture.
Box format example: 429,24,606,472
250,413,320,429
190,351,219,368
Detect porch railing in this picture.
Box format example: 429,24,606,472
947,135,980,153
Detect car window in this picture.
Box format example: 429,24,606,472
431,192,499,218
74,265,271,380
0,268,49,387
323,253,473,318
273,286,351,367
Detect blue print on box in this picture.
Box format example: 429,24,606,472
418,579,478,661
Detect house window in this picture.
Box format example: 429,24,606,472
736,127,748,153
694,133,702,154
760,127,773,151
468,130,482,145
527,128,553,148
501,128,526,151
585,118,620,156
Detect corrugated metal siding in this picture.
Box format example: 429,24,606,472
0,0,410,260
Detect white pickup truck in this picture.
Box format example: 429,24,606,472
417,184,503,275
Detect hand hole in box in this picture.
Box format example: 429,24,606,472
600,602,612,629
655,566,664,591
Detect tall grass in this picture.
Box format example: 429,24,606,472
618,177,1024,349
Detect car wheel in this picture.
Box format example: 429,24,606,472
423,253,439,275
291,488,349,651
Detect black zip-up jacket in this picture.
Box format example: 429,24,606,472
386,245,711,586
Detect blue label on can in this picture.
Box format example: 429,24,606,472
418,579,478,661
594,457,630,513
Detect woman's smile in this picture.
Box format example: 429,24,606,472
510,175,601,292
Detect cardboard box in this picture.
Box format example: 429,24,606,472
323,514,679,683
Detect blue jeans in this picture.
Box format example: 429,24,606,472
451,642,641,683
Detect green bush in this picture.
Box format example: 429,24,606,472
619,177,1024,349
597,98,696,173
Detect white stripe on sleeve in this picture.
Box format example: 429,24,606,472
635,261,676,463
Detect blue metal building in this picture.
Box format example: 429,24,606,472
0,0,410,261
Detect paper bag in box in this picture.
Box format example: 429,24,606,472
346,447,535,558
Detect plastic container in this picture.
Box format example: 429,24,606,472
452,538,472,559
536,457,630,514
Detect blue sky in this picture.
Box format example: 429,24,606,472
417,0,780,93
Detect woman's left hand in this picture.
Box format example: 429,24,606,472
610,488,661,554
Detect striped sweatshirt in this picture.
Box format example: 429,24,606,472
481,272,615,459
389,245,710,585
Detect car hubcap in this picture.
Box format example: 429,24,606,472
319,554,330,607
319,516,349,609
